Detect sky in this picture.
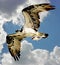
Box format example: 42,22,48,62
0,0,60,65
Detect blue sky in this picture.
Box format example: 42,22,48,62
2,0,60,53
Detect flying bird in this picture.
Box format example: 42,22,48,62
6,3,55,61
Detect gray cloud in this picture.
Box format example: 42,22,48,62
1,40,60,65
0,0,27,16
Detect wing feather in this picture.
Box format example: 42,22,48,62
6,35,21,61
22,3,55,31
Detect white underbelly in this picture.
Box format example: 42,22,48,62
23,28,36,33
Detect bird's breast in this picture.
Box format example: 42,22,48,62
23,27,36,33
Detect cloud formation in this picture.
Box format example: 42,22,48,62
0,20,7,53
0,40,60,65
0,0,50,24
0,0,27,16
29,0,50,5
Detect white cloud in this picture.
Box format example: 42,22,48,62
0,20,7,53
0,0,28,25
0,40,60,65
29,0,50,5
45,46,60,65
39,11,49,22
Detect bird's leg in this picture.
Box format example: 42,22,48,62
32,32,49,40
37,32,48,38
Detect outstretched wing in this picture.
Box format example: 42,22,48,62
6,35,21,61
22,3,55,31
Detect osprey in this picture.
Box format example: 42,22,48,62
6,3,55,61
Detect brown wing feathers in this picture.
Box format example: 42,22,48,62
22,3,55,31
6,35,21,61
